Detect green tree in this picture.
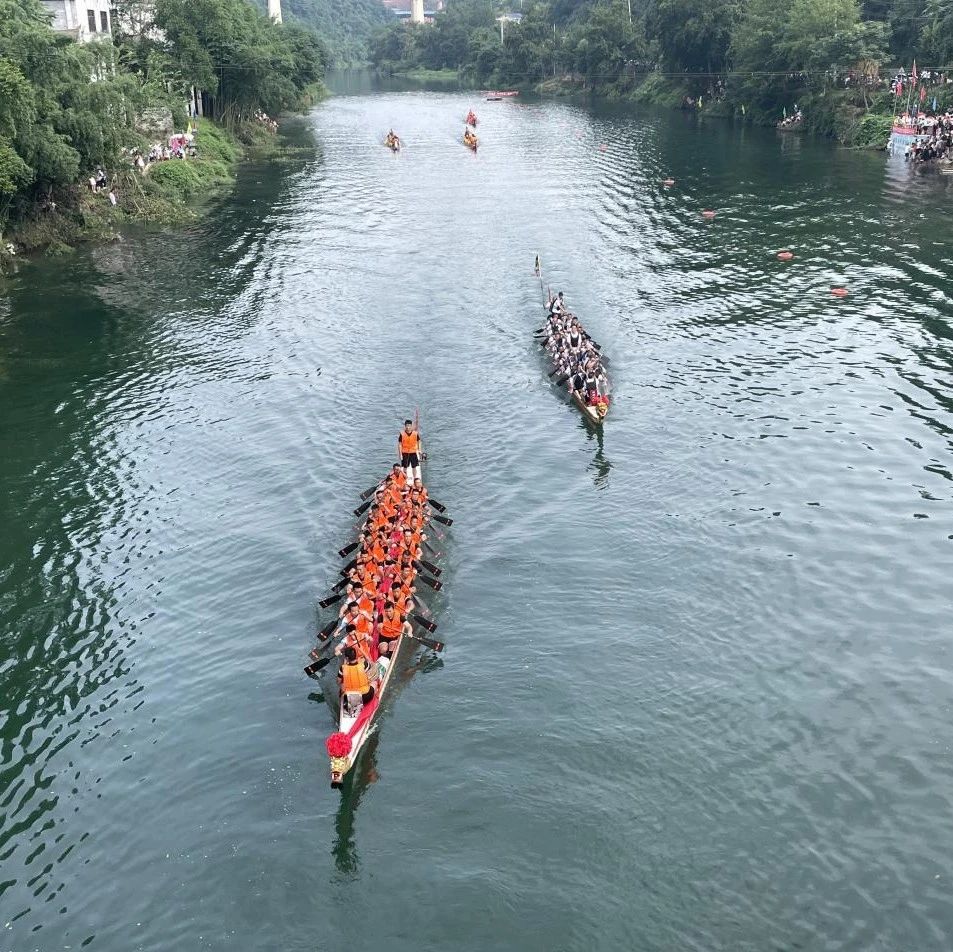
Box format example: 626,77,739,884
647,0,737,73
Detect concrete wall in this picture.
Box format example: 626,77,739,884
41,0,112,42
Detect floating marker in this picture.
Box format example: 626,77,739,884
777,250,794,260
702,210,716,219
599,144,607,151
831,287,848,297
663,178,675,187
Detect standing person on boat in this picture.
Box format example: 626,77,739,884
549,292,565,316
398,419,423,482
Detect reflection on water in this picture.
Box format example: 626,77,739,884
332,732,380,877
585,421,612,488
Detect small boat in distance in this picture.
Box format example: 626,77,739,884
466,110,478,127
463,128,478,151
384,130,401,152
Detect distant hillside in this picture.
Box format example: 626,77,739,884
281,0,391,64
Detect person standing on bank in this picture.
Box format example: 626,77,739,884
398,418,424,482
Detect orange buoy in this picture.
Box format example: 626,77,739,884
663,178,675,187
702,210,716,219
831,287,848,297
777,251,794,260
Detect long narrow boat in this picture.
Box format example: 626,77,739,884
537,283,610,425
311,458,449,788
463,131,479,152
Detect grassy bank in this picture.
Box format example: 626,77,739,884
2,119,268,268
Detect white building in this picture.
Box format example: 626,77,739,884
41,0,113,42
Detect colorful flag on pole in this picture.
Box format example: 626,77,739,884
911,60,918,86
920,85,926,103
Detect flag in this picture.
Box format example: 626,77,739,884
186,121,193,135
933,97,938,111
783,106,787,118
911,59,918,86
920,85,926,103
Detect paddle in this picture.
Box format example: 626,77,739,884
359,481,384,501
418,574,443,592
428,498,448,514
354,498,373,517
332,575,350,592
416,558,441,577
318,617,340,640
304,647,341,678
408,629,444,652
414,613,438,633
319,591,345,609
548,367,561,378
339,559,356,576
338,541,359,558
556,374,571,387
432,514,453,527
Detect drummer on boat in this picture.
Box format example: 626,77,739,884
338,645,376,704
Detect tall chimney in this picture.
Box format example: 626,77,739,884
410,0,424,23
268,0,282,23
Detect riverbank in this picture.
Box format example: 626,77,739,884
0,117,305,273
536,74,904,150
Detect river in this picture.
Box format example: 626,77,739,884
2,79,953,951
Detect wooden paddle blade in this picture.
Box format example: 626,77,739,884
548,368,560,378
419,575,442,592
556,375,570,387
413,613,437,633
418,558,441,577
410,630,444,652
339,559,356,576
319,592,344,609
304,657,333,679
433,514,453,527
359,483,380,501
319,619,339,641
428,498,447,513
338,541,359,558
354,499,372,517
332,576,349,592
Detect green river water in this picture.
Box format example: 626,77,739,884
2,78,953,951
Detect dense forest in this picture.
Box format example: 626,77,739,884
370,0,953,133
282,0,390,65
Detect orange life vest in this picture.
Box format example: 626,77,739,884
341,659,370,693
400,430,420,454
381,615,402,640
